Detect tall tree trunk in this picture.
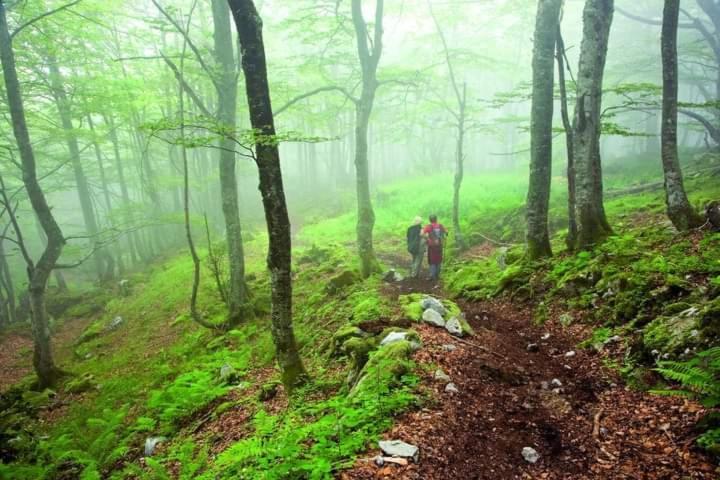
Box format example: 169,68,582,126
228,0,307,389
212,0,250,326
0,236,16,324
0,0,65,388
87,115,120,276
47,58,111,280
351,0,384,278
104,114,141,266
428,0,466,251
527,0,562,260
572,0,614,249
556,26,577,250
661,0,704,230
452,85,466,251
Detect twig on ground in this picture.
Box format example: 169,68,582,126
592,408,603,440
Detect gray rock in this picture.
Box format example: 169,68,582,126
422,309,446,327
434,369,451,382
380,331,409,347
441,344,457,352
421,296,446,316
445,317,463,337
551,378,562,388
373,455,385,467
383,269,404,283
526,343,539,352
564,350,576,358
118,279,130,296
378,440,419,462
106,316,124,331
220,364,238,384
522,446,540,464
144,436,167,456
541,333,551,341
445,382,459,393
497,246,509,270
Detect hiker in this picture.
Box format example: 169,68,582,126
422,214,448,282
406,216,424,278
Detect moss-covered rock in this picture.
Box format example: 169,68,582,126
21,389,55,409
325,270,360,294
643,308,700,354
329,324,367,357
398,294,462,322
349,340,415,398
258,381,281,401
343,336,378,385
76,321,103,345
65,373,97,394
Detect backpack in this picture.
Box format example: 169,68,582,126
427,225,444,248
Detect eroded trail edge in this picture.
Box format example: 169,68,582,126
342,278,715,479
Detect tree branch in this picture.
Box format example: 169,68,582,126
151,0,221,92
274,85,358,115
10,0,82,39
160,52,213,117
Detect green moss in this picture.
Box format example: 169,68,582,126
350,340,415,398
76,321,103,345
64,374,97,394
329,324,366,357
398,294,462,322
399,294,424,321
643,312,699,354
325,270,360,294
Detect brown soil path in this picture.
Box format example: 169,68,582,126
0,316,93,392
341,268,718,479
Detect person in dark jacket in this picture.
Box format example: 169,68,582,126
406,216,424,278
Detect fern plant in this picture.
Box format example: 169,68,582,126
654,347,720,453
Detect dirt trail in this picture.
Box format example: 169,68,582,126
342,265,717,479
0,316,93,393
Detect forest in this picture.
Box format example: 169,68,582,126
0,0,720,478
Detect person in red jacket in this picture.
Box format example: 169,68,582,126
422,214,448,282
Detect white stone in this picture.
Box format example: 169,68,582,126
521,446,540,464
551,378,562,387
378,440,419,462
380,331,409,347
434,369,451,382
445,382,459,393
144,436,167,456
445,317,463,337
564,351,576,358
421,296,446,316
422,308,446,327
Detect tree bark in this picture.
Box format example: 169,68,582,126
87,115,120,276
556,27,577,250
527,0,562,260
212,0,250,326
47,58,112,280
103,114,141,266
0,235,16,325
572,0,614,249
452,85,466,251
228,0,307,389
351,0,384,278
0,0,65,388
661,0,704,230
